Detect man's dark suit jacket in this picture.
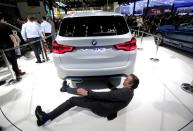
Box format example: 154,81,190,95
87,88,134,117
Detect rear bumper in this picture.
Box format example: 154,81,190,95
55,63,135,80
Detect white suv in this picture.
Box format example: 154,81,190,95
52,11,137,80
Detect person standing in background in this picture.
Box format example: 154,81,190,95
41,16,52,52
47,17,56,44
21,16,46,63
0,13,25,79
33,17,41,28
136,16,143,36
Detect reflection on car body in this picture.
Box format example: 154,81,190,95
155,18,193,53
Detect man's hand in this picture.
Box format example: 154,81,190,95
77,88,88,96
14,42,19,47
9,34,18,47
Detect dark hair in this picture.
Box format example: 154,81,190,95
130,74,139,89
42,16,46,21
0,13,4,20
27,16,34,21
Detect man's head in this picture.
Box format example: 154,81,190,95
123,74,139,90
42,16,47,21
27,16,34,22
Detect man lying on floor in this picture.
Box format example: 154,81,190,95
35,74,139,126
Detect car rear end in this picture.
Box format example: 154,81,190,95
53,12,137,79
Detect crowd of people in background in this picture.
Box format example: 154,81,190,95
126,13,193,34
14,17,61,32
10,15,59,64
1,11,193,84
0,12,60,83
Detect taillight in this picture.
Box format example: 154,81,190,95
52,42,74,54
115,38,137,51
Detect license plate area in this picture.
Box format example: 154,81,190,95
78,46,113,53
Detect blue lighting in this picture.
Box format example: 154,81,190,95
120,0,193,15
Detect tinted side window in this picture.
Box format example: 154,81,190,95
59,16,129,37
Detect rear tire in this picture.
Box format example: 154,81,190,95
154,33,163,46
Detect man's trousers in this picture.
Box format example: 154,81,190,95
48,97,100,120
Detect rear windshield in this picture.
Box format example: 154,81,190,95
59,16,129,37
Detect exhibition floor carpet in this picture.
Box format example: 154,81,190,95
0,37,193,131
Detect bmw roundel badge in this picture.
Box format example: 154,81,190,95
91,40,97,46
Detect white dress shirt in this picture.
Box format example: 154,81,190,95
21,21,45,41
41,21,52,34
